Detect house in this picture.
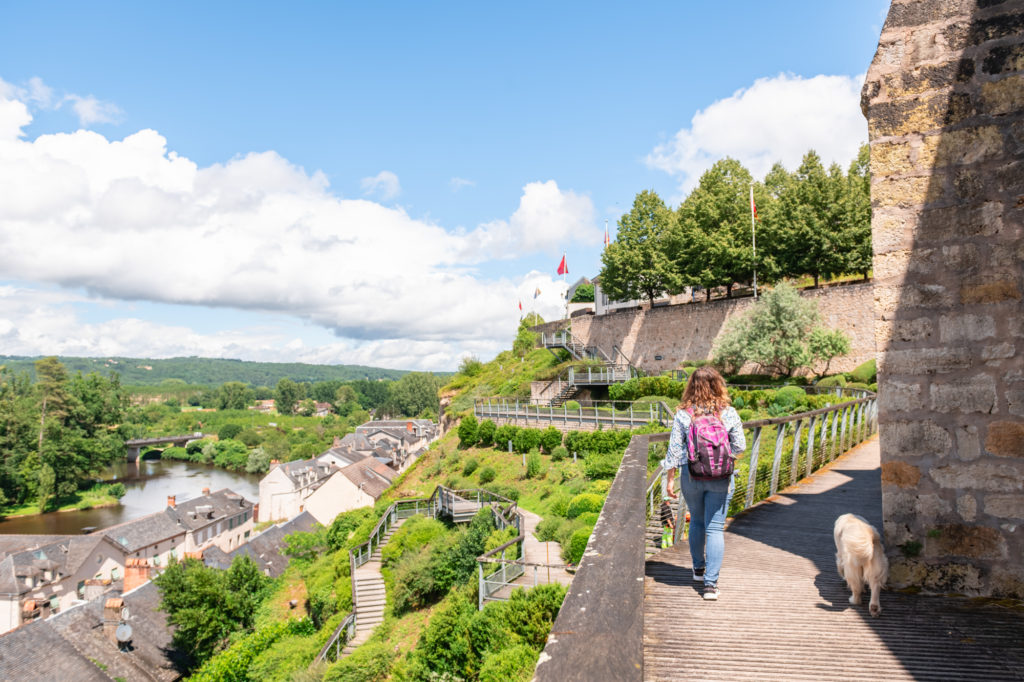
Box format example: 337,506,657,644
257,458,338,523
0,580,182,681
353,419,438,469
303,458,397,525
593,276,695,315
249,399,276,413
100,487,255,568
314,402,333,417
203,511,319,577
0,534,128,634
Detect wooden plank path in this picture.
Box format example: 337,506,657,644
491,508,573,600
644,437,1024,681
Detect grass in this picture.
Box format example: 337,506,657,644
0,483,124,518
442,348,571,416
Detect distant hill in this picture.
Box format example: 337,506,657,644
0,355,410,387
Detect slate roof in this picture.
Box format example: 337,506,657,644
0,581,182,681
203,512,318,577
318,446,373,468
101,510,184,553
0,534,123,596
337,457,397,500
168,488,253,532
276,458,335,487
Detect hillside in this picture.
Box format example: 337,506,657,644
0,355,410,387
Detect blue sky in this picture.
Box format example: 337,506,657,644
0,1,889,371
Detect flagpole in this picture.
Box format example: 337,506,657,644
750,184,758,300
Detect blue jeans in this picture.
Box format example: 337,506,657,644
677,468,735,584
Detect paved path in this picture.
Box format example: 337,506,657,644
644,437,1024,681
342,519,403,655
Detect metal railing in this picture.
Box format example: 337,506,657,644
568,364,633,385
315,612,356,663
474,398,674,430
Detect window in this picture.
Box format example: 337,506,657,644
111,568,119,580
153,555,161,567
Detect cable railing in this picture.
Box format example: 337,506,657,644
535,389,879,681
474,397,674,430
315,612,356,663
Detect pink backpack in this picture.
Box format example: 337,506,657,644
686,408,734,480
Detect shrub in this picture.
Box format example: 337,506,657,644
525,451,542,479
737,408,755,422
816,374,847,389
326,507,377,551
478,644,538,682
477,419,497,447
478,466,497,485
108,482,126,498
237,428,262,447
323,641,392,682
566,493,604,519
575,511,599,526
458,355,485,377
583,451,620,479
868,382,877,392
493,424,519,450
218,423,243,441
458,414,479,448
846,382,870,390
535,516,566,542
381,516,447,567
549,493,572,518
775,385,807,403
539,426,562,453
850,358,877,384
563,400,580,410
487,483,520,502
565,527,593,564
586,480,611,495
462,458,480,476
550,445,568,462
513,428,542,454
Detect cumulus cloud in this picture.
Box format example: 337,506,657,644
360,170,401,200
0,87,592,369
647,73,867,193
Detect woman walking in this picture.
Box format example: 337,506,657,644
665,366,746,600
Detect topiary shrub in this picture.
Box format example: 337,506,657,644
539,426,562,453
575,511,599,526
550,445,568,462
850,358,877,384
462,458,480,477
566,493,604,519
493,424,519,450
846,382,870,390
565,527,593,564
816,375,847,389
563,400,581,410
457,414,479,448
477,419,497,447
478,466,497,485
513,428,542,454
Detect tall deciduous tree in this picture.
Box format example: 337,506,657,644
599,190,682,305
383,372,442,418
274,378,302,415
844,144,873,279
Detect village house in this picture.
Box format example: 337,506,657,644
303,457,397,524
0,534,129,634
257,458,337,523
353,419,438,469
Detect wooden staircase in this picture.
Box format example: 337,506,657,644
342,520,403,655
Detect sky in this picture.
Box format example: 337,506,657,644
0,1,890,372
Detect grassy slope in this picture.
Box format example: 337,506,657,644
441,348,570,416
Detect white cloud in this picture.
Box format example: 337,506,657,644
449,176,475,192
65,94,122,126
360,170,401,200
459,180,598,260
647,73,867,193
0,76,120,127
0,87,593,370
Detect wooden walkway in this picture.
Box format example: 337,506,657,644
491,508,572,599
644,437,1024,681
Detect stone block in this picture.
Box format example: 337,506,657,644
969,12,1024,45
884,316,935,344
882,57,975,97
885,419,953,456
1007,389,1024,417
871,141,912,177
885,0,974,29
930,462,1023,492
981,74,1024,116
917,493,954,519
956,424,980,461
906,20,972,65
880,347,972,375
872,175,944,208
882,461,923,487
990,567,1024,600
985,421,1024,457
878,380,927,412
985,494,1024,519
957,494,977,522
960,278,1022,305
919,126,1004,168
916,201,1003,242
930,375,997,414
982,342,1015,361
939,313,996,343
871,211,914,253
875,283,954,313
927,524,1005,560
982,42,1024,76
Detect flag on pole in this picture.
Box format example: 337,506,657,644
534,287,541,299
557,253,568,276
518,300,522,311
750,191,758,221
604,224,610,247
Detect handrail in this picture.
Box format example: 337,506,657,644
316,612,356,663
474,397,674,429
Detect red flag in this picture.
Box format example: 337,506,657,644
518,300,522,311
751,192,758,221
557,253,568,276
604,225,610,247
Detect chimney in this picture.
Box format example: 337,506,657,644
103,597,123,643
201,487,210,496
269,460,280,470
406,421,414,432
167,495,176,509
333,436,341,447
83,578,105,602
124,558,151,593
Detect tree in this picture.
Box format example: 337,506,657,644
216,381,252,410
808,327,852,378
599,190,682,305
382,372,442,418
569,283,595,303
712,282,849,377
458,414,479,448
672,159,762,297
334,384,360,416
275,378,302,416
844,144,873,279
512,319,538,359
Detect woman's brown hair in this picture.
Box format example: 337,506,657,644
679,366,730,414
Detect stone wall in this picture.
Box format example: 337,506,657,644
865,0,1024,597
564,282,875,375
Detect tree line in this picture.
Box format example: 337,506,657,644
600,146,871,303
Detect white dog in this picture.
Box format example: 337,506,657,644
834,513,888,617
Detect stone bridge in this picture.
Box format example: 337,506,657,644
124,433,208,462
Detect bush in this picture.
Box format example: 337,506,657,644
462,458,480,477
108,482,126,498
846,382,870,390
563,400,580,410
493,424,519,450
479,644,538,682
550,445,568,462
583,451,620,479
565,527,593,564
218,423,243,441
487,483,520,502
535,516,566,542
458,414,479,448
737,408,755,422
525,451,542,479
323,641,392,682
539,426,562,453
816,375,847,389
477,419,497,447
850,358,877,384
549,493,572,518
586,480,611,495
513,428,542,454
868,382,877,392
566,493,604,519
381,516,447,567
575,511,599,526
237,428,262,447
478,466,497,485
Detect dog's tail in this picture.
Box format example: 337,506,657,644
841,521,878,564
871,531,889,586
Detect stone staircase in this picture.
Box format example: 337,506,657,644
341,520,403,655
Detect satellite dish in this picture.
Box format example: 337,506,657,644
120,606,130,621
115,623,133,643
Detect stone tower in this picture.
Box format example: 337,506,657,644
864,0,1024,597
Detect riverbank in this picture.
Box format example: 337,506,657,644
0,483,125,520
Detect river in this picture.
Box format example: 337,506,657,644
0,458,262,535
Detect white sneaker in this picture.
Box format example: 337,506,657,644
703,582,719,600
